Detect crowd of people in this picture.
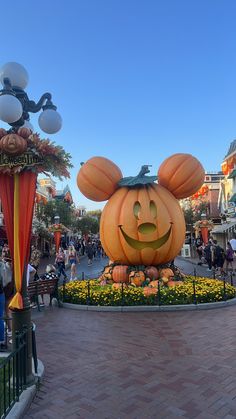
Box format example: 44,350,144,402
195,236,236,275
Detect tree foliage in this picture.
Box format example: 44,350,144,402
182,199,211,227
75,216,99,235
35,200,75,228
86,210,102,223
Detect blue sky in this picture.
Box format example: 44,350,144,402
1,0,236,209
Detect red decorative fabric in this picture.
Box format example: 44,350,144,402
18,171,37,271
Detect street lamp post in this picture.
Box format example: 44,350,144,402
0,62,62,383
0,62,62,133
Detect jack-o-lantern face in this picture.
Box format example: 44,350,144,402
0,134,27,156
119,198,172,250
100,183,185,265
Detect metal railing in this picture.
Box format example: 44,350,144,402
0,323,38,418
0,329,26,418
60,268,236,307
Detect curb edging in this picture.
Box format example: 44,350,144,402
62,297,236,312
6,359,44,419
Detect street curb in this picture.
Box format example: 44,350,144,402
6,359,44,419
63,297,236,312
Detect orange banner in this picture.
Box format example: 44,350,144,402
5,171,37,310
54,231,61,253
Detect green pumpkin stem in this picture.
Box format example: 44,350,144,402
118,165,157,187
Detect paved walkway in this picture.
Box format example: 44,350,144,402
24,302,236,419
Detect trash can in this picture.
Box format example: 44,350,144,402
181,244,191,258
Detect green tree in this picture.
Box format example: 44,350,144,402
183,207,194,226
76,216,99,235
193,201,210,221
87,210,102,223
35,200,75,228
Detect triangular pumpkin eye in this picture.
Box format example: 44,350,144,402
133,201,141,219
150,200,157,218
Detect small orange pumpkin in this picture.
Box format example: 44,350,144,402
0,134,27,156
143,287,157,296
158,153,205,199
145,266,159,280
77,156,123,201
149,280,159,288
17,127,31,138
159,268,174,279
112,265,129,283
129,271,145,287
167,281,176,287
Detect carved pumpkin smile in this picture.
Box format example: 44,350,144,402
118,224,172,251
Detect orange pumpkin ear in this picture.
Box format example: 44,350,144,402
158,153,205,199
77,156,123,201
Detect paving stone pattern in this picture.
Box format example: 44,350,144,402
23,305,236,419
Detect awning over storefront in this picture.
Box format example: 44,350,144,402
211,220,236,234
228,169,236,179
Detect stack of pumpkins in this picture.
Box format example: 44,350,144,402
98,264,184,295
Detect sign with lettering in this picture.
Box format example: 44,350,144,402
0,152,43,169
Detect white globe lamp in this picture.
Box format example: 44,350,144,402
0,94,23,123
38,109,62,134
0,62,29,89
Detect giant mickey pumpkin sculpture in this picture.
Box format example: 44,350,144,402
77,154,204,266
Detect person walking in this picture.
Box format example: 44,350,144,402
204,240,214,271
230,236,236,254
225,241,234,274
55,247,67,281
86,241,94,265
68,245,77,265
213,240,225,276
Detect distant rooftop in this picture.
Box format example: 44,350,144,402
55,185,71,198
225,140,236,158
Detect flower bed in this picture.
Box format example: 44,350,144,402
59,277,236,306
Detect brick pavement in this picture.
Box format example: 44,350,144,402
24,305,236,419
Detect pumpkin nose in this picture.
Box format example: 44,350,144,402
138,223,156,234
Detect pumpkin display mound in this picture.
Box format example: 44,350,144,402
60,276,236,307
97,261,184,288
